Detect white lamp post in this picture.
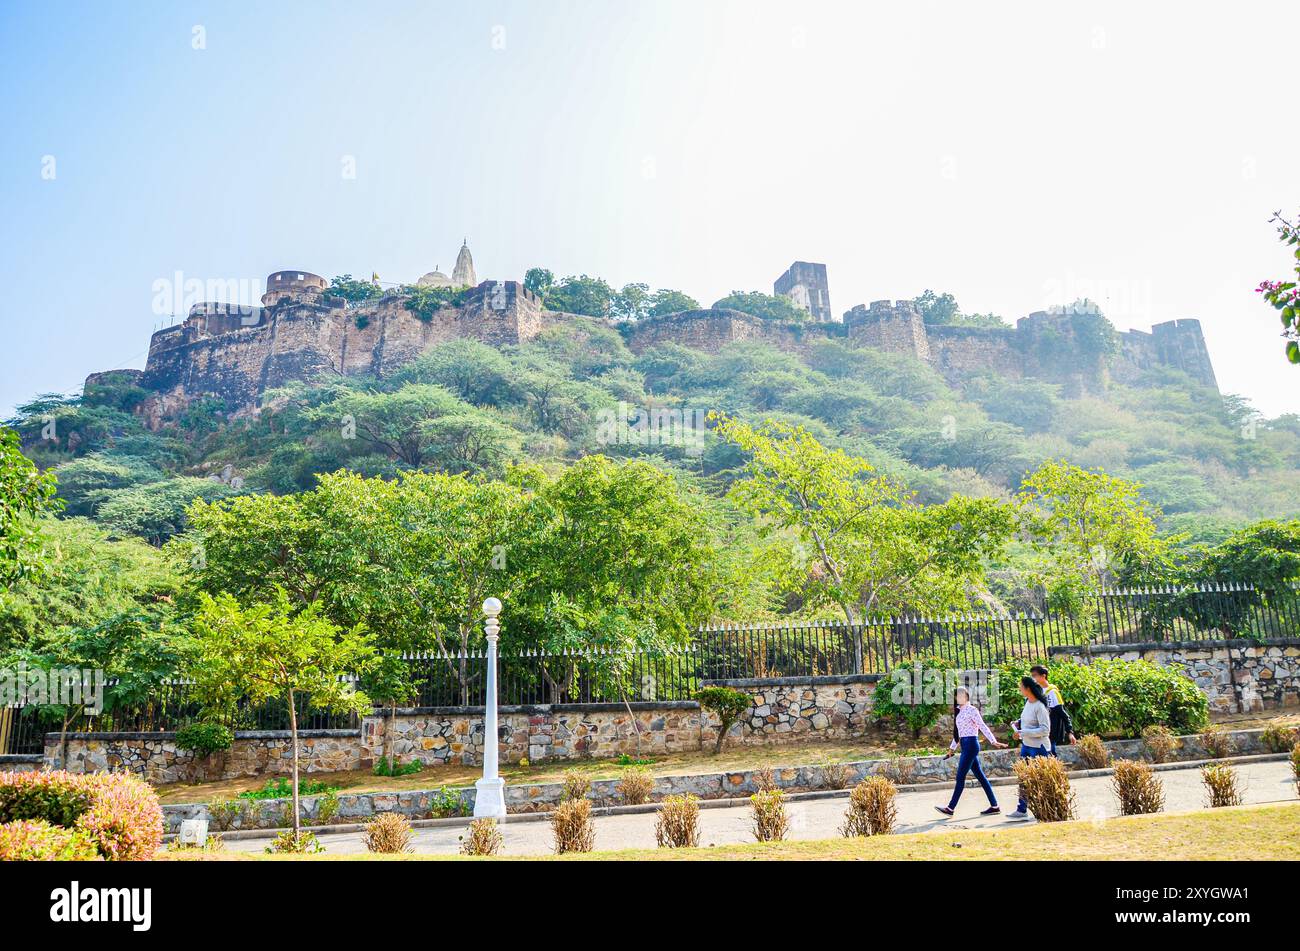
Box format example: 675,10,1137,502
473,597,508,819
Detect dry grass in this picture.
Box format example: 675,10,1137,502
362,813,412,854
1142,724,1177,764
749,789,789,842
753,765,777,792
1199,728,1235,759
1014,756,1076,822
818,757,851,790
551,798,596,853
840,776,897,837
167,803,1300,862
1111,759,1165,816
654,795,701,848
1201,763,1243,808
1260,723,1298,754
459,818,503,856
618,766,654,805
1076,734,1110,770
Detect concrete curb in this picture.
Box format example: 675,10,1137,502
193,750,1290,843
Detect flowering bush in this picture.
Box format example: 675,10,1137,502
0,770,163,860
0,819,100,861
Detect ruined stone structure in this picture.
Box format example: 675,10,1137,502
774,260,833,322
91,256,1221,425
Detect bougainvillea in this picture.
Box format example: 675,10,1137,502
0,818,100,861
1256,210,1300,365
0,770,163,860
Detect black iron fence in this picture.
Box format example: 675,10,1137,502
3,583,1297,756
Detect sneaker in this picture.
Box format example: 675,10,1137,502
980,805,1001,815
934,805,955,817
1006,809,1030,820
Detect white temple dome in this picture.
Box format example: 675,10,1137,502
417,268,453,288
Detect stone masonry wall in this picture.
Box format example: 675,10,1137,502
1050,638,1300,714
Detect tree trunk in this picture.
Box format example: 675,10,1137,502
713,717,729,754
288,689,301,837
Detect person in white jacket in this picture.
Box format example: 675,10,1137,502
1007,676,1052,820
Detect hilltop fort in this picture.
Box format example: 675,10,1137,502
90,247,1220,427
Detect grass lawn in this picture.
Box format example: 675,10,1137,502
154,710,1300,806
162,801,1300,861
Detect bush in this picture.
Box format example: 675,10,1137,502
0,819,100,861
1076,734,1110,770
551,798,595,854
238,777,337,801
1260,723,1297,754
430,786,469,818
265,829,324,854
753,765,777,792
363,813,412,854
1014,756,1076,822
818,757,850,790
313,790,340,826
1199,727,1234,759
871,656,955,739
372,756,424,777
697,686,752,753
0,771,162,861
174,722,234,758
996,659,1209,738
618,766,654,805
654,794,700,848
883,756,916,785
460,818,503,856
1201,763,1242,808
1142,725,1178,764
841,777,897,837
562,769,591,802
207,799,249,832
1111,760,1164,815
749,789,789,842
1292,743,1300,781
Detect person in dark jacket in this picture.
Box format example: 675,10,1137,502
1030,664,1076,755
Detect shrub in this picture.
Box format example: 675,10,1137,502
0,819,100,861
551,798,595,854
749,789,789,842
697,686,752,754
818,757,851,790
1111,760,1165,815
0,771,163,861
1201,763,1242,808
996,659,1208,738
265,829,324,854
207,799,249,832
1014,756,1076,822
238,777,336,801
562,769,591,802
372,756,424,777
1292,742,1300,781
618,766,654,805
460,818,503,856
1076,734,1110,770
1260,723,1297,754
430,786,469,818
1142,725,1178,764
1199,727,1234,759
654,794,700,848
363,813,412,854
883,756,916,785
313,790,341,826
871,656,954,739
174,722,234,758
840,777,897,837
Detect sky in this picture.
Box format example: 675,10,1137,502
2,0,1299,417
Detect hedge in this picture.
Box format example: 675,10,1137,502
0,770,164,860
0,819,101,861
995,658,1209,738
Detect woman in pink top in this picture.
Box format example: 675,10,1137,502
935,686,1006,817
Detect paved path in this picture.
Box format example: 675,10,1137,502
225,758,1298,856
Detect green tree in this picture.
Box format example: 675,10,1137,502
523,267,554,298
713,290,808,322
305,383,471,468
713,415,1017,664
328,274,383,303
52,453,163,517
1017,460,1168,606
95,476,236,544
611,283,651,321
544,275,615,317
187,590,375,836
0,426,61,586
647,289,699,317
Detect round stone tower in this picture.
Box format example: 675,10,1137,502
262,270,327,306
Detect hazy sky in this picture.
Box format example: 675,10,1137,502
3,0,1299,417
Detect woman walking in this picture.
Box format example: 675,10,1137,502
1007,676,1053,820
934,686,1006,817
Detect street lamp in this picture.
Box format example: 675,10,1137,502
473,597,507,819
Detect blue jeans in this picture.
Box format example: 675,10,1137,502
949,736,998,809
1017,744,1051,813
